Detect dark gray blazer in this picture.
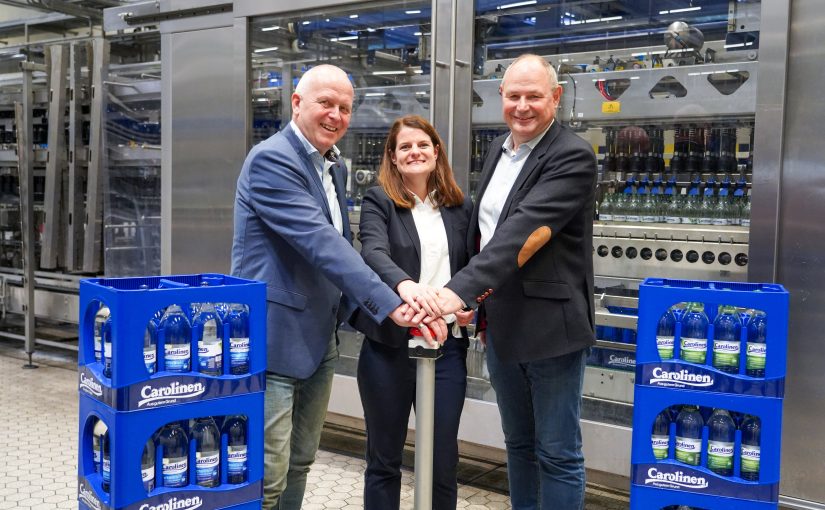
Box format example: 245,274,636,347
445,121,597,362
231,124,402,378
352,186,473,348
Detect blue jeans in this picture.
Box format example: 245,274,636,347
263,336,337,510
486,339,587,510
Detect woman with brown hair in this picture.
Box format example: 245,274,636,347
350,114,474,510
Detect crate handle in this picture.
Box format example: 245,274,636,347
158,279,190,289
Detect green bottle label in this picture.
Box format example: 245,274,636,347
680,337,707,364
657,335,675,360
713,340,741,369
707,440,734,471
746,342,767,370
675,436,701,465
651,434,669,460
741,444,761,474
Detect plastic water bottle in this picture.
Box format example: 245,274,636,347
740,414,761,481
680,303,708,364
651,410,671,460
92,419,108,475
215,302,229,321
675,405,704,466
158,422,188,488
160,305,191,373
712,305,742,374
746,312,768,377
194,303,223,375
144,318,158,375
102,314,113,378
192,417,221,487
706,408,735,476
656,308,677,360
93,304,110,363
142,438,155,492
227,304,251,375
224,415,248,484
102,429,111,492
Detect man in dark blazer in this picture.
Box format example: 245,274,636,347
438,54,597,509
231,65,432,510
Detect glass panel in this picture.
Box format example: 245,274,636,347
103,34,162,277
470,1,762,415
250,2,432,378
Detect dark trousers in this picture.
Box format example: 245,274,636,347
357,336,468,510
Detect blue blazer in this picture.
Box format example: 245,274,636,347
231,124,402,378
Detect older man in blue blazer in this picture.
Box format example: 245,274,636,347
231,64,436,510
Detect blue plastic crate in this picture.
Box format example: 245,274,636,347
78,392,263,510
635,279,788,397
78,274,266,411
632,489,778,510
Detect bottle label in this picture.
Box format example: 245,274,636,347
665,216,681,224
741,219,751,227
104,342,112,358
680,337,707,364
165,344,191,372
675,437,702,465
93,445,101,465
713,340,741,369
651,434,669,460
142,466,155,492
613,214,627,222
94,335,102,362
741,444,761,474
230,337,251,368
712,218,728,226
144,347,156,374
162,457,188,487
102,457,111,483
600,213,613,222
656,335,675,360
227,445,248,477
198,341,223,373
641,215,657,223
195,451,220,485
746,342,767,370
626,214,641,222
707,440,734,471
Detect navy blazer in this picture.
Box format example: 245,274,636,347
446,121,597,362
231,124,402,378
352,186,473,348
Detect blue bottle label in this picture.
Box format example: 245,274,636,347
164,344,191,372
230,337,250,368
102,457,111,483
162,456,188,487
227,445,248,477
144,347,157,374
195,451,220,486
198,342,222,373
142,465,155,492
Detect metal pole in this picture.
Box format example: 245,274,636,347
16,62,38,369
409,331,442,510
414,357,437,510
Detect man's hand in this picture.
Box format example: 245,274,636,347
455,309,474,327
396,280,442,318
417,317,448,347
389,303,428,327
436,287,465,315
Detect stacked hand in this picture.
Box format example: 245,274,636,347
389,282,473,347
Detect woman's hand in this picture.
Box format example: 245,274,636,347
396,280,442,318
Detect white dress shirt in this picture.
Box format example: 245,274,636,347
290,120,343,235
478,121,553,251
410,192,456,325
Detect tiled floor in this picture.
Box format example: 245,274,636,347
0,343,627,509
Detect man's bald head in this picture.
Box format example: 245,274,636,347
291,64,354,153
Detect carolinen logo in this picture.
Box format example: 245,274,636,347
139,496,203,510
607,354,635,368
78,481,102,510
79,372,103,396
138,382,205,407
650,367,714,387
644,467,709,489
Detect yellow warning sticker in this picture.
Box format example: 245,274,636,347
601,101,621,114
